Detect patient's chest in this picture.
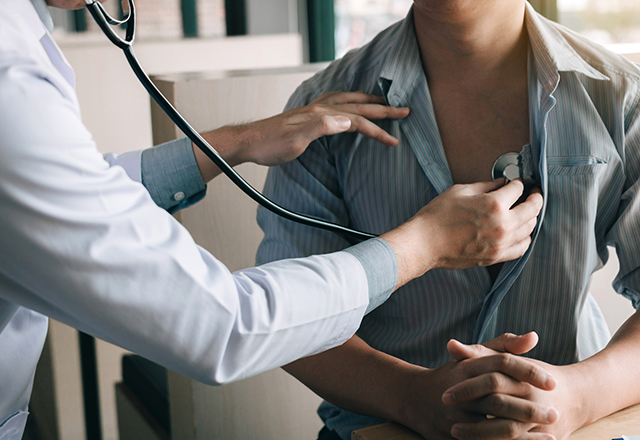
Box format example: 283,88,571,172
429,83,530,185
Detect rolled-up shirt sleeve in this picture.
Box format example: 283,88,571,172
607,82,640,309
103,137,207,214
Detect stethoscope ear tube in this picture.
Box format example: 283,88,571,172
86,1,376,242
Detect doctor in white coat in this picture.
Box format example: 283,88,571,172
0,0,545,437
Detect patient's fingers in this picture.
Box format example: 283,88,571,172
462,393,558,425
447,333,539,362
445,353,556,396
482,332,539,356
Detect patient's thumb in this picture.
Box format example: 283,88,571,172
485,332,539,355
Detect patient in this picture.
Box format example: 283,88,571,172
257,1,640,439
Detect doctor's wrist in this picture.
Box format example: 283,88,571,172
380,217,437,290
194,125,249,183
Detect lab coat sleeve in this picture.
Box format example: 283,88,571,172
607,79,640,309
0,49,372,385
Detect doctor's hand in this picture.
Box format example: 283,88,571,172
380,179,543,288
193,91,409,182
396,333,558,440
442,337,587,440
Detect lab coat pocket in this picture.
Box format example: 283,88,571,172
0,411,28,440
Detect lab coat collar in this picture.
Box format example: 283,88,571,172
14,0,48,42
29,0,54,34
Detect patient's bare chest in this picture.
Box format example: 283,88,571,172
430,86,530,185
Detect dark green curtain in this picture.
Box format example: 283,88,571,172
307,0,335,62
181,0,199,37
225,0,248,36
72,8,87,32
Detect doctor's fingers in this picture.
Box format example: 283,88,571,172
490,179,527,206
509,215,538,245
325,102,410,121
508,190,544,224
310,90,387,106
493,236,532,265
451,419,555,440
298,113,400,146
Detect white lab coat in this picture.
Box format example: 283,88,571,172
0,2,374,437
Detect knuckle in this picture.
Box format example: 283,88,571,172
497,353,512,369
496,223,509,237
487,373,503,391
487,197,503,215
308,104,323,115
489,394,507,414
504,421,520,439
455,383,473,401
525,404,539,422
484,246,503,263
318,115,333,131
527,364,540,382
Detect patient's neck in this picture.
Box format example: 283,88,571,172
413,0,528,92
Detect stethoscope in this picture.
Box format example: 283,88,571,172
83,0,376,242
84,0,522,241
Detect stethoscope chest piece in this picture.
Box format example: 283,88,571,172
492,152,520,183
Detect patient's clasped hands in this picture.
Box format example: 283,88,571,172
398,333,580,440
442,334,587,440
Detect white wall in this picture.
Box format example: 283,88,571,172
54,33,303,155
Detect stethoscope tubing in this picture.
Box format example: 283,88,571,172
85,0,376,242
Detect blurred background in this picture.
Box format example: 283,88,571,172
32,2,640,440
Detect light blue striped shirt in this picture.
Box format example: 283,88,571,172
257,3,640,438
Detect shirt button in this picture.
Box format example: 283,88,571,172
173,191,186,202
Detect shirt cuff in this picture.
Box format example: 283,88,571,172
141,137,207,214
343,238,398,314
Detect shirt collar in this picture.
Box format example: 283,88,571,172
378,7,422,107
378,2,609,102
524,1,608,95
29,0,54,33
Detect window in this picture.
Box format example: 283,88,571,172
558,0,640,46
334,0,412,58
51,0,225,39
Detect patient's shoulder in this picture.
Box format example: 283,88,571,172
286,19,407,110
